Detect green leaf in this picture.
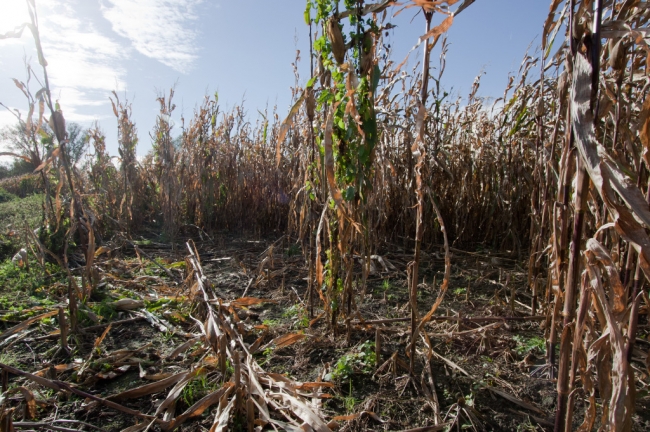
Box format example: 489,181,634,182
344,186,355,201
508,106,528,137
371,65,381,93
314,35,326,51
304,2,312,25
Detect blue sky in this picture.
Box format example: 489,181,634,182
0,0,552,157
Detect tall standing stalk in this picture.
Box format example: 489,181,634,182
25,1,82,334
554,1,603,430
409,6,433,374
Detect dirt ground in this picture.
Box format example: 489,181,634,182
0,232,649,431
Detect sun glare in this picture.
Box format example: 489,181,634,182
0,2,30,34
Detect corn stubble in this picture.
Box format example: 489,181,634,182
0,0,649,430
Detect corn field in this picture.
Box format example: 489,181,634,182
0,0,649,431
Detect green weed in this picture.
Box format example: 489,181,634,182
342,395,357,413
262,318,281,328
513,335,545,356
181,374,216,407
285,244,301,257
91,299,118,321
145,297,174,312
257,346,274,367
282,304,308,329
0,258,61,313
326,341,376,382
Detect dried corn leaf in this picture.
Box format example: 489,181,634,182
167,337,200,360
332,410,384,423
277,91,305,166
211,396,235,432
326,17,346,65
143,371,175,381
35,96,45,133
94,246,111,257
273,332,306,349
108,371,187,401
542,0,564,44
315,206,327,288
94,323,112,349
267,418,303,432
295,382,335,391
156,368,206,415
585,239,626,314
572,53,650,285
111,299,144,311
166,383,233,431
488,388,546,416
231,297,271,307
34,363,78,377
585,245,633,430
96,365,131,380
121,423,149,432
269,392,331,432
639,96,650,167
419,15,453,43
0,310,57,342
34,147,60,173
6,387,37,419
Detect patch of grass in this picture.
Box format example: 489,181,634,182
0,193,45,260
0,188,17,203
0,174,43,199
344,379,358,413
453,287,467,296
257,346,274,367
167,261,186,270
513,335,545,356
0,258,60,312
225,359,234,376
326,341,376,382
145,297,174,312
262,318,281,328
0,352,19,368
181,374,216,407
91,299,118,321
342,394,357,413
282,304,308,329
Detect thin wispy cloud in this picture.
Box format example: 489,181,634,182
38,0,127,122
0,0,127,124
101,0,204,74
